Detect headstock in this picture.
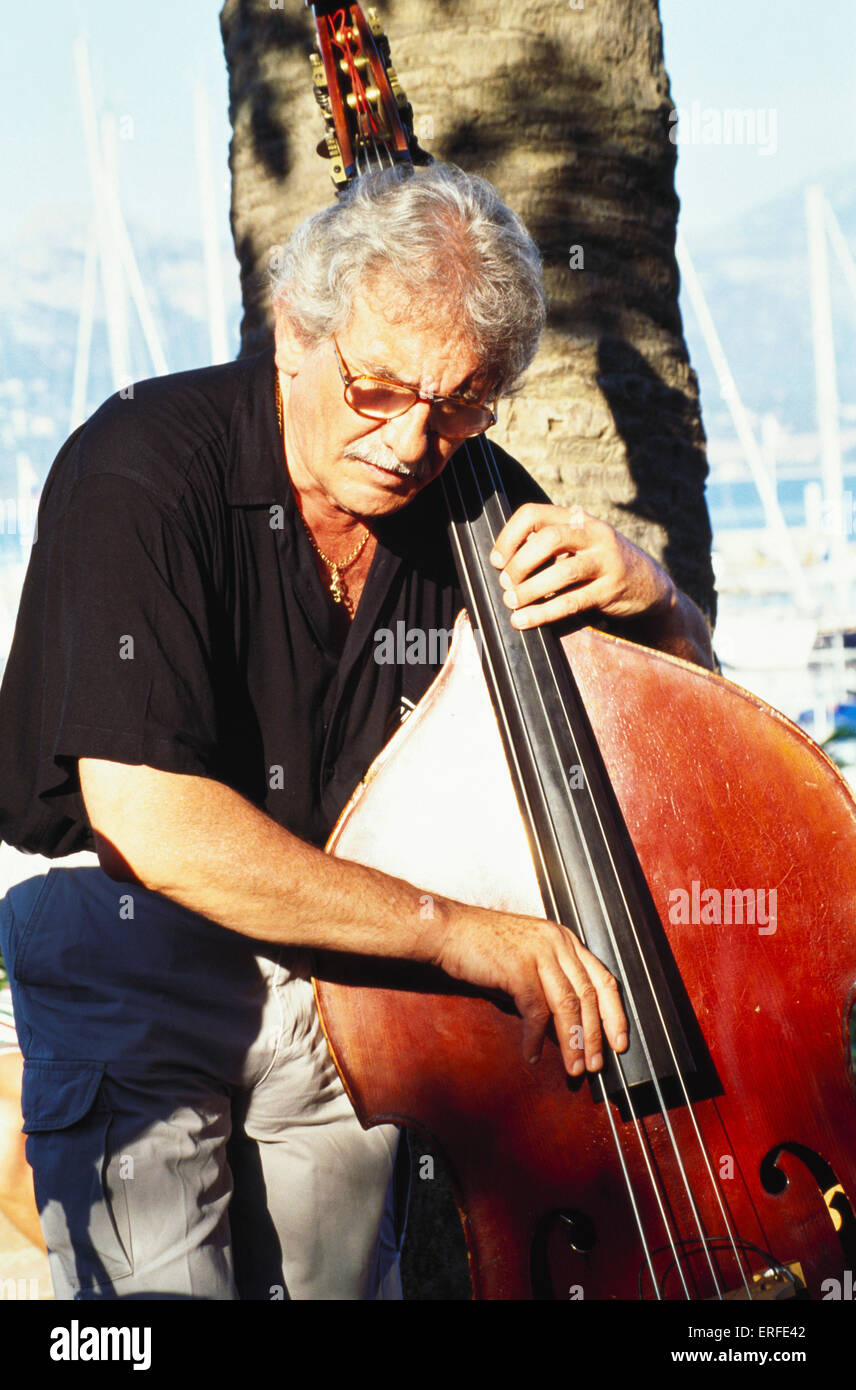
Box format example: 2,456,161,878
305,2,431,190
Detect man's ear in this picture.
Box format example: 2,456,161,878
273,303,310,376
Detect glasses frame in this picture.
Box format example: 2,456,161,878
332,337,498,440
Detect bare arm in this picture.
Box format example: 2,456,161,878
79,758,628,1076
0,1051,45,1250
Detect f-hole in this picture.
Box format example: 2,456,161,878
531,1208,597,1300
761,1142,856,1266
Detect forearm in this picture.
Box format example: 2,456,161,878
617,584,715,670
79,757,629,1074
0,1053,45,1250
80,760,446,962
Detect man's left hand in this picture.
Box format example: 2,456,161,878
489,503,714,670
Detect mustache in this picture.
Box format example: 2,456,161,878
343,441,430,480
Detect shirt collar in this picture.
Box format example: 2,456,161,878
225,348,290,507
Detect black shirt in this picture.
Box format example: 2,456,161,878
0,349,542,857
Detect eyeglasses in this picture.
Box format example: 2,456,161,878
332,337,497,439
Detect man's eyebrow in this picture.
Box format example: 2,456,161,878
359,358,414,386
357,357,484,399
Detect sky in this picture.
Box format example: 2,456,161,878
2,0,853,258
2,1,233,246
660,0,855,237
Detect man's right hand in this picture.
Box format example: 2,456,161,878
430,906,628,1075
79,757,628,1078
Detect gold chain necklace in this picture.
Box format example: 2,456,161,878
275,371,370,610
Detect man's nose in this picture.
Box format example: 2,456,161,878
378,400,435,461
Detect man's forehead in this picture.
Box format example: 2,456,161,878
342,290,488,388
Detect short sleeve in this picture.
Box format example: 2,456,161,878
0,470,224,855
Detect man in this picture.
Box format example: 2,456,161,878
0,163,713,1299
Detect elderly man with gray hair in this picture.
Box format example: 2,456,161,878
0,164,712,1300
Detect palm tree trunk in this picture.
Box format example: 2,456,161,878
220,0,715,620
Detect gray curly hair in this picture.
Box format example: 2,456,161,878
269,164,545,396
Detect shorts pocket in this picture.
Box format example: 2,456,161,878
23,1060,134,1292
1,871,58,986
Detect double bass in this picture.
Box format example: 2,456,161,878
304,1,856,1300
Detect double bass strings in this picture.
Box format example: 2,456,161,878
325,8,396,178
475,435,761,1301
441,444,691,1298
469,434,755,1300
445,434,756,1300
349,110,753,1298
355,135,393,176
466,436,749,1298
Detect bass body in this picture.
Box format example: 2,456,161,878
302,0,856,1303
315,612,856,1300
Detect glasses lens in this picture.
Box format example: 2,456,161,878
346,380,416,419
428,399,493,438
345,378,493,438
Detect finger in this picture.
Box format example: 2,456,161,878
508,580,612,630
501,524,581,585
503,553,599,612
548,940,628,1072
489,504,560,567
499,523,592,591
490,504,591,571
510,963,593,1072
512,980,553,1066
569,942,629,1054
510,938,627,1074
536,959,597,1074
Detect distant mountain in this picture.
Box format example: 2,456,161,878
678,163,856,440
0,208,242,495
1,169,854,501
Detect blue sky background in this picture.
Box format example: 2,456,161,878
660,0,854,236
2,0,853,255
3,2,233,246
